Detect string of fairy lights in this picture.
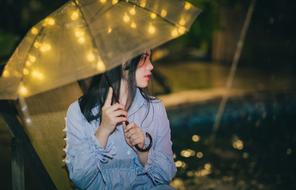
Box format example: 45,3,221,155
2,0,194,99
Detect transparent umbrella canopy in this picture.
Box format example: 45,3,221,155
0,0,201,99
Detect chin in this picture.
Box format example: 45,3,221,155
138,82,148,88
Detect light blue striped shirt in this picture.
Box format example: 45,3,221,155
65,88,177,190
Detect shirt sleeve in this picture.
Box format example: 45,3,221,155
137,102,177,185
64,102,115,189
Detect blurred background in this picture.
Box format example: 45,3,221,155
0,0,295,189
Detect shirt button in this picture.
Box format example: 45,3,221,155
127,150,131,155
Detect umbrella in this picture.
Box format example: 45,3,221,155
0,0,201,99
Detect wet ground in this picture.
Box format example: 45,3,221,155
169,91,296,190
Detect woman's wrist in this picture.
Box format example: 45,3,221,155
95,126,111,148
135,132,152,152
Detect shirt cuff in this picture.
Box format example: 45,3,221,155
90,133,116,163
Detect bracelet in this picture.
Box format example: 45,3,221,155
135,132,152,152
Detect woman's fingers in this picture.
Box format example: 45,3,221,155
103,87,113,107
109,103,125,112
114,116,127,124
111,110,128,118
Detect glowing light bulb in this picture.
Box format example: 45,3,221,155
129,7,136,15
3,70,10,78
43,17,55,26
87,52,95,62
148,24,156,34
160,9,167,17
78,37,85,44
96,60,106,71
150,13,157,19
71,11,79,20
112,0,118,5
40,43,51,52
100,0,107,4
184,2,192,10
34,41,41,49
18,84,28,96
23,68,30,75
178,26,186,35
31,70,44,80
140,1,146,7
130,22,137,29
179,18,186,26
75,28,85,38
31,27,39,35
28,55,36,63
123,13,130,23
171,29,178,37
25,60,33,67
107,27,112,33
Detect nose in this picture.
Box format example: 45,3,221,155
146,60,154,71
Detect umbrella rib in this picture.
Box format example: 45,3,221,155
89,4,118,24
124,1,190,32
71,0,102,58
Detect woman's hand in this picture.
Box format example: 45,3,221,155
124,122,145,150
99,87,128,136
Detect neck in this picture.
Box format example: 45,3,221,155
119,79,128,107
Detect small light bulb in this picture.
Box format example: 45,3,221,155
25,60,33,67
28,55,36,62
40,43,51,52
44,17,55,26
34,41,41,49
31,27,39,35
160,9,167,17
3,70,10,78
107,27,112,33
184,2,192,10
140,1,146,7
112,0,119,5
71,11,79,20
130,22,137,29
123,13,130,23
150,13,157,19
129,7,136,15
178,27,186,34
179,18,186,26
78,37,85,44
23,68,30,75
87,52,95,62
171,29,178,37
148,24,156,34
31,70,44,80
96,60,106,71
75,28,84,38
18,84,28,96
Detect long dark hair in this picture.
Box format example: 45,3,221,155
78,53,156,123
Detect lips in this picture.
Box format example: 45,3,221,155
144,74,151,80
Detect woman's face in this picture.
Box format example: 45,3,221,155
136,49,154,88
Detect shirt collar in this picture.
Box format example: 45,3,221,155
128,88,146,116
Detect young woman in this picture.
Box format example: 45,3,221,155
65,49,176,189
